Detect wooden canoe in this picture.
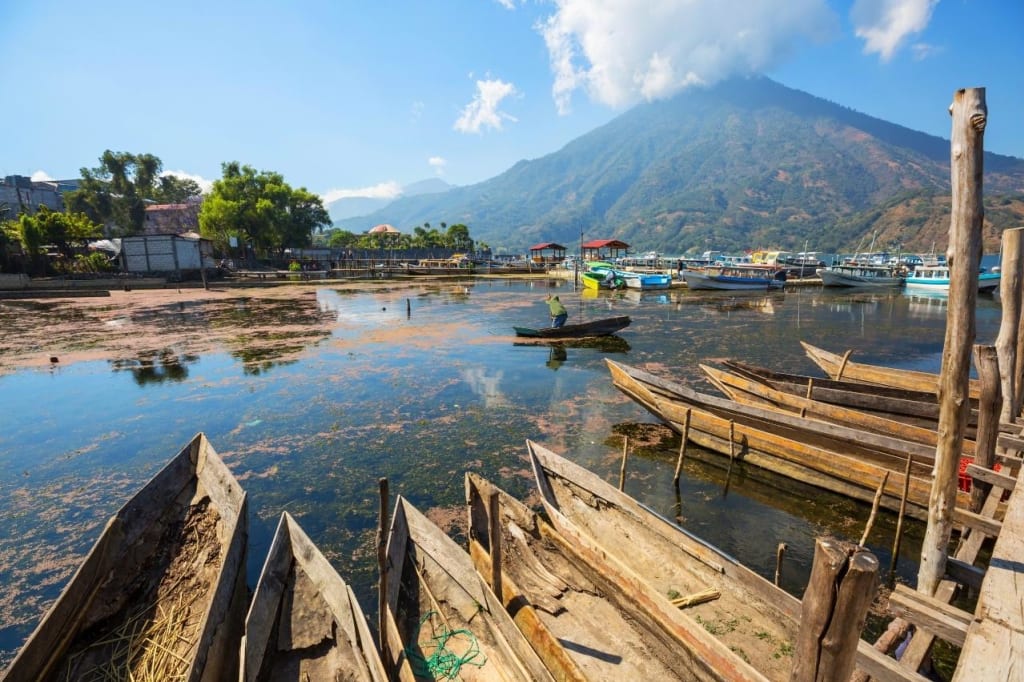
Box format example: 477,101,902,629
801,341,981,400
700,363,977,457
240,512,386,682
466,472,770,682
3,433,248,682
720,358,980,431
383,495,554,682
525,440,933,682
513,315,631,338
606,359,970,519
524,442,797,680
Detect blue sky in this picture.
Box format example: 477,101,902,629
2,0,1021,207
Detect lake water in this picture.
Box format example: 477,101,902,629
0,278,1004,667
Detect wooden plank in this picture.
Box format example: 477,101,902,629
965,463,1018,491
855,641,933,682
997,433,1024,453
952,619,1024,681
887,585,971,647
952,507,1003,538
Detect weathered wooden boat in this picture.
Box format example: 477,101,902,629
719,358,980,431
466,472,769,681
3,432,247,682
240,512,386,682
801,341,981,399
524,442,798,680
581,268,625,290
700,363,978,457
513,315,631,338
383,495,554,682
606,359,969,519
526,440,923,682
683,264,786,291
904,264,1001,293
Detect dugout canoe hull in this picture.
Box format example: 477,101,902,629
700,363,977,458
801,341,981,400
467,472,771,682
525,441,798,680
383,496,554,682
525,440,927,682
240,512,386,682
513,315,631,338
606,359,970,519
3,433,247,682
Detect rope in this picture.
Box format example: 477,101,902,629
405,611,487,680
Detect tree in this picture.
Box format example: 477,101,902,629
63,150,165,236
198,162,331,257
154,175,203,204
446,223,473,252
1,207,102,274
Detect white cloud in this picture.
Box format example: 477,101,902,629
320,181,403,204
161,170,214,194
910,42,942,61
454,78,519,134
494,0,517,9
30,170,54,182
428,157,447,175
851,0,938,62
411,100,424,121
538,0,837,114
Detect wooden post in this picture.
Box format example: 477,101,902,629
376,477,390,667
488,491,502,601
672,408,691,485
918,87,986,596
723,420,737,492
971,345,1001,512
858,471,889,547
791,539,879,682
406,298,411,318
775,542,787,587
997,228,1024,421
890,455,914,581
618,436,629,491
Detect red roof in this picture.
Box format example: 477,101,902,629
581,239,629,249
529,242,566,251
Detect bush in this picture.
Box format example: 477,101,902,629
288,260,302,272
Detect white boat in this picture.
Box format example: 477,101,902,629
816,263,904,287
683,264,786,290
904,264,1000,293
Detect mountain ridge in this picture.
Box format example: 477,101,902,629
336,77,1024,253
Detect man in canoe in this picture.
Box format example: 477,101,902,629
546,294,568,328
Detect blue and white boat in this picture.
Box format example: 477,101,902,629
618,271,673,290
904,264,1000,293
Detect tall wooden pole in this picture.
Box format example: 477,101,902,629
971,345,1001,512
998,227,1024,419
918,87,986,596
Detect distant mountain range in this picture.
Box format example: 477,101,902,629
326,178,452,222
335,77,1024,254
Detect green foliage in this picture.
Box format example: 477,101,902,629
154,174,202,204
199,162,331,256
64,150,166,236
2,207,103,274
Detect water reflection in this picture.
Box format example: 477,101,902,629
109,349,198,384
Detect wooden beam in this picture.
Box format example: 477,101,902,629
965,463,1017,491
945,557,985,591
855,641,933,682
952,507,1003,538
971,345,1002,511
995,227,1024,421
887,584,972,647
996,433,1024,454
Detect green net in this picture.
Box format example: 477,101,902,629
405,610,487,680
